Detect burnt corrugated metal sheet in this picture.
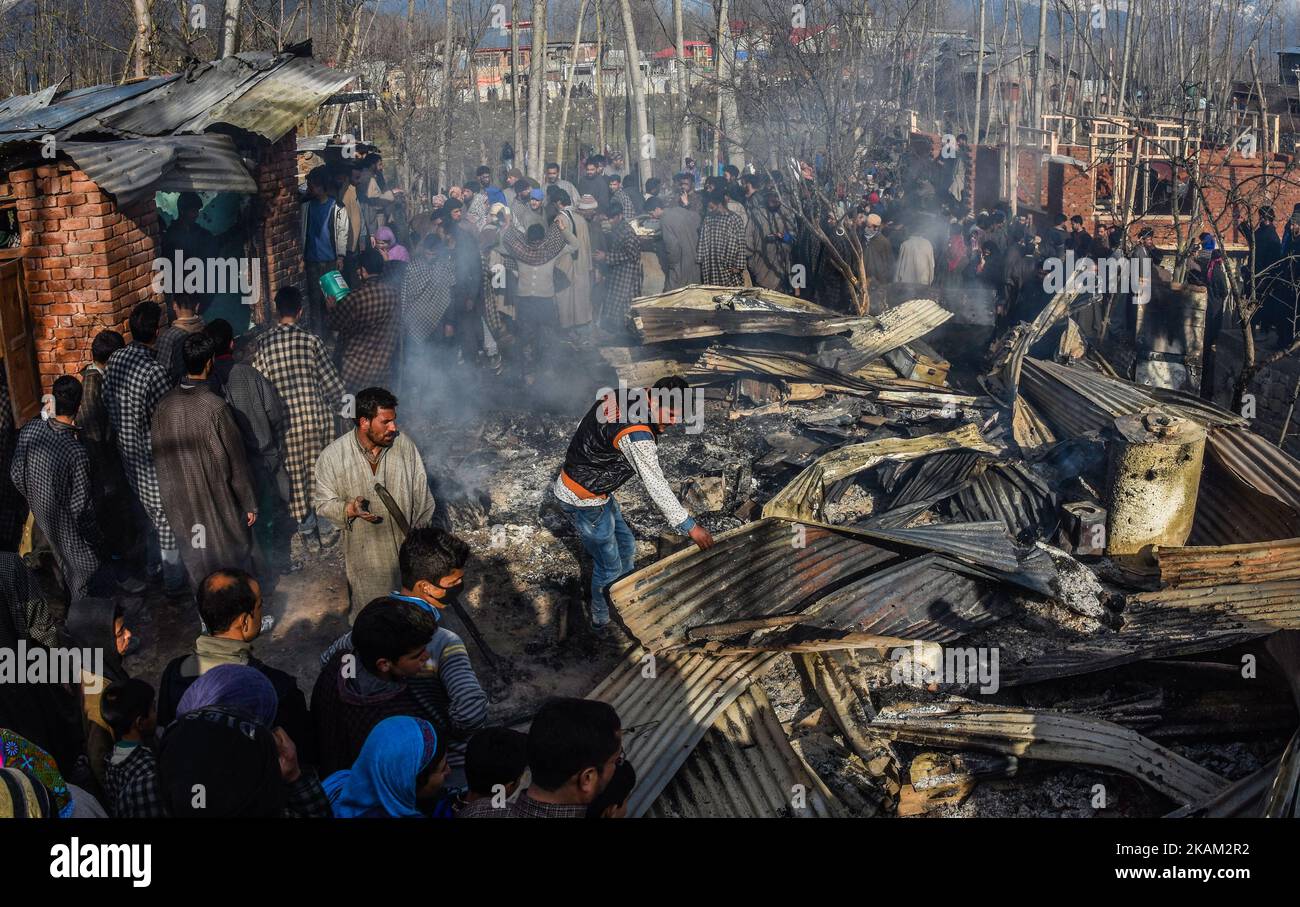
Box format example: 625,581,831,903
631,285,865,343
1000,580,1300,685
59,135,257,206
948,462,1059,544
879,451,983,508
1155,537,1300,587
1189,448,1300,545
93,55,280,138
610,519,903,652
1020,358,1245,439
760,554,1010,647
762,423,1001,521
587,647,780,818
1206,426,1300,512
648,685,844,818
835,298,953,372
870,701,1227,804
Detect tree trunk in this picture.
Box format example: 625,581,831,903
437,0,455,191
221,0,242,57
972,0,986,143
555,0,588,174
1032,0,1047,126
617,0,652,181
674,0,691,170
511,0,522,171
130,0,152,78
595,0,607,155
715,0,744,168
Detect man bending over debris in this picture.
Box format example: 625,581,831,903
552,376,715,630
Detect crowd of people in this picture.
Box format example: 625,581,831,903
5,133,1298,820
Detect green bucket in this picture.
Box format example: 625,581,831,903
320,270,350,301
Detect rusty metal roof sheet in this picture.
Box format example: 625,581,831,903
586,647,780,818
834,298,953,372
1189,446,1300,545
1155,537,1300,587
173,55,357,142
647,684,844,818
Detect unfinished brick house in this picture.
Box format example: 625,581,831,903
0,49,353,420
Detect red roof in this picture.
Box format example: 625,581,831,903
653,41,710,60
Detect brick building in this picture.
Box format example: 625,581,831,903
909,113,1300,249
0,50,353,420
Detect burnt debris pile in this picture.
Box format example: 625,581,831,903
577,285,1300,818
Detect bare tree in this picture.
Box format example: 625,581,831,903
554,0,589,172
617,0,651,180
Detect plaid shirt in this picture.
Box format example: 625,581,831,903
698,209,747,286
612,188,637,220
601,219,644,325
250,323,347,522
103,342,176,549
325,278,400,392
9,417,101,598
503,791,587,818
104,744,163,818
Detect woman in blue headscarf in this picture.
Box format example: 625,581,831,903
322,716,449,818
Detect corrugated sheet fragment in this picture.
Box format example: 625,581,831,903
648,684,844,818
586,647,780,818
870,700,1228,804
1020,357,1244,439
630,285,865,343
1189,446,1300,545
610,519,904,652
1205,426,1300,513
0,77,175,137
1155,537,1300,588
176,55,357,142
762,422,1000,521
59,135,257,205
947,462,1059,544
835,298,953,372
1000,580,1300,685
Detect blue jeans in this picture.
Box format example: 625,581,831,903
559,496,636,624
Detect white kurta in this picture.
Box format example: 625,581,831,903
314,430,435,618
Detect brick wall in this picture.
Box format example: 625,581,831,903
11,162,160,389
10,129,302,389
254,129,301,323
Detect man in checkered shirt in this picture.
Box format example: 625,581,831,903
697,189,748,286
593,202,643,334
325,247,400,392
251,286,347,553
103,301,184,595
10,375,105,600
